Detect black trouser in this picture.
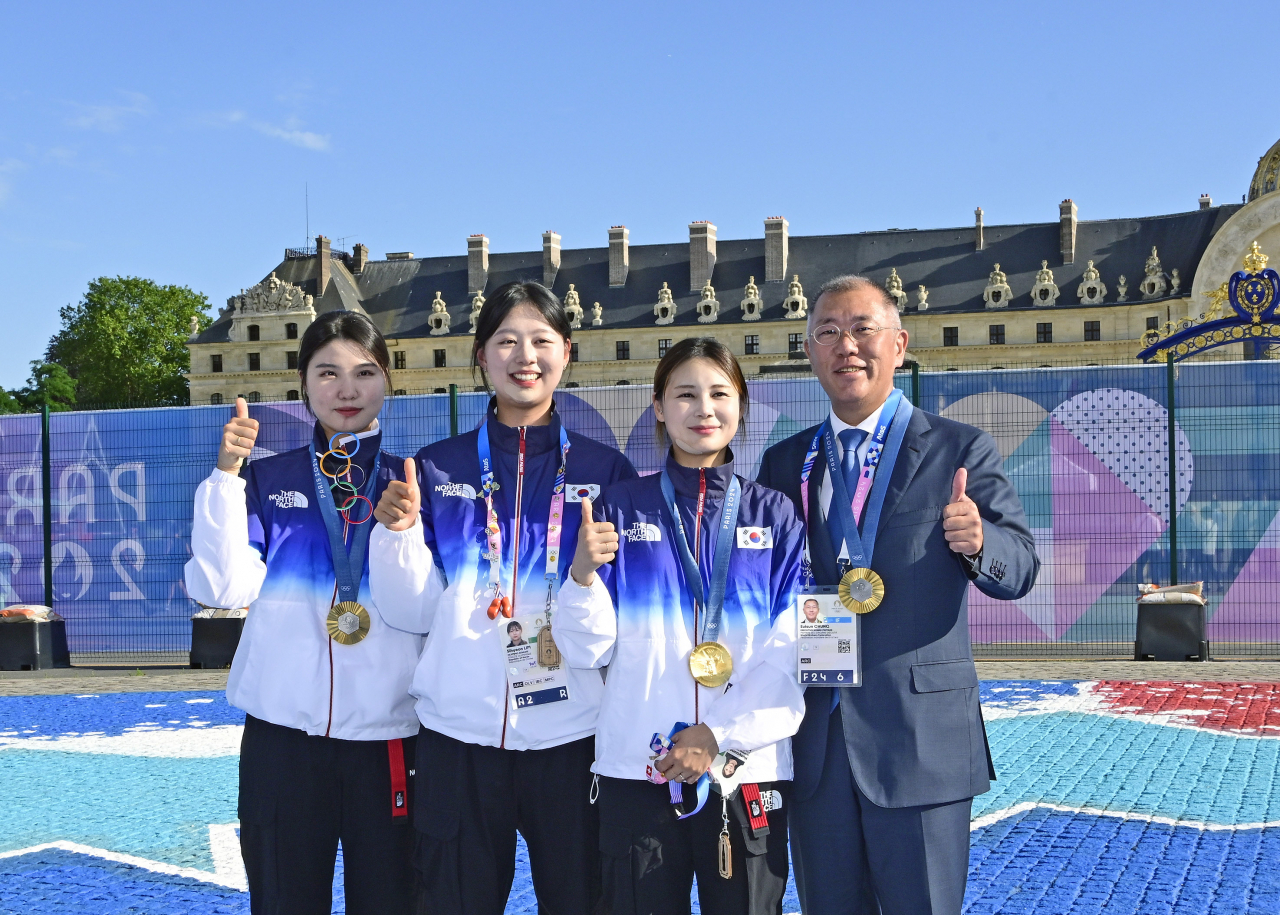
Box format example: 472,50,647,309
597,776,790,915
413,726,601,915
238,714,417,915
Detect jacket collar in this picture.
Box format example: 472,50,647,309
485,399,561,457
664,448,736,500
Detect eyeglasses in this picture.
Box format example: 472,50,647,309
809,322,899,346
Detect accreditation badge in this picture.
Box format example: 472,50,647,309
500,606,571,710
796,586,861,687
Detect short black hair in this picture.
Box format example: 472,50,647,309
506,620,523,633
296,311,391,413
471,281,572,389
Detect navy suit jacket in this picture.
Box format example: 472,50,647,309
757,407,1039,809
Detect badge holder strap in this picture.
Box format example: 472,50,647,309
664,721,712,820
659,471,741,645
310,445,382,605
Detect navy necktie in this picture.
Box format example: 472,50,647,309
832,427,866,714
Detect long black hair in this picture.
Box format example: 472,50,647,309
297,311,391,413
471,281,572,389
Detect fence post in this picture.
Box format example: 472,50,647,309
910,362,920,407
1166,351,1178,586
41,405,53,609
448,384,459,437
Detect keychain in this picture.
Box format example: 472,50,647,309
718,795,733,879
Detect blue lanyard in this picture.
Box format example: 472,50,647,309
309,438,381,605
820,389,911,569
477,417,571,590
659,468,741,645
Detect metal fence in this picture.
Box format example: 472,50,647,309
3,359,1278,663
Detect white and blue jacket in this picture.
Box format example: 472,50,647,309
368,404,637,751
555,453,807,784
185,423,423,741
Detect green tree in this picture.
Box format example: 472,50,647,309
16,361,77,412
46,276,211,406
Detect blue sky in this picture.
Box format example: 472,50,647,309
0,0,1274,391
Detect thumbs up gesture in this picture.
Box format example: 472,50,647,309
942,467,983,556
217,397,260,474
569,496,619,587
374,458,422,532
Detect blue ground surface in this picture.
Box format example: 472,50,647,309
1,681,1276,914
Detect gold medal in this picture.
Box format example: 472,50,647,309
689,641,734,688
838,568,885,614
326,601,371,645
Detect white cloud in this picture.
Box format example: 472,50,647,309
66,91,150,132
252,121,330,151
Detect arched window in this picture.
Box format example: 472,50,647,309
247,324,260,342
246,391,261,403
432,387,446,394
210,393,223,405
286,390,299,401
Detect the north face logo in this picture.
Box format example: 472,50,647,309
268,491,309,509
624,522,662,543
435,482,478,499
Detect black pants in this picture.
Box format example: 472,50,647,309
413,726,601,915
597,776,790,915
238,714,418,915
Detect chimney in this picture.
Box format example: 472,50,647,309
974,207,984,251
765,216,789,282
1060,199,1078,265
609,226,629,286
468,234,489,294
316,235,331,296
351,243,369,274
689,221,717,292
543,231,561,287
1199,193,1213,210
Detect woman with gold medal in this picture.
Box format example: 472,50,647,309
184,313,423,913
555,338,808,915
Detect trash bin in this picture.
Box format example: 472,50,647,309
0,619,71,671
1134,583,1209,661
190,617,245,669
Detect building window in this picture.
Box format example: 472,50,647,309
788,333,805,357
211,354,223,373
658,339,671,359
616,379,630,385
285,322,298,339
394,351,407,370
247,324,260,342
744,334,760,355
286,351,298,370
286,389,299,401
565,381,580,388
1146,316,1159,331
396,389,409,395
570,343,579,362
616,341,630,360
246,391,261,403
210,393,223,405
432,388,445,394
1036,322,1053,344
943,327,958,347
248,352,261,371
432,349,445,368
989,325,1005,345
1084,320,1101,341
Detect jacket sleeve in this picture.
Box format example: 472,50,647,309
368,517,447,634
553,570,617,669
960,430,1040,600
184,467,267,610
702,503,806,753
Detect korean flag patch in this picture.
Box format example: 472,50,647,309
736,527,773,549
567,484,600,502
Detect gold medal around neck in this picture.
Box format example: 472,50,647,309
839,568,885,615
689,641,734,688
326,601,371,645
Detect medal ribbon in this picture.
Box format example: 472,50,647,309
665,721,712,820
660,468,741,646
477,417,571,596
820,388,912,568
309,437,381,606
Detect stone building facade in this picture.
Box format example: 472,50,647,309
187,138,1280,403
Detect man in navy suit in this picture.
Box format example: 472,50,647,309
756,276,1038,915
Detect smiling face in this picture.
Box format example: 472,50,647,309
301,339,387,438
653,357,742,468
805,285,908,425
803,599,820,622
476,303,571,426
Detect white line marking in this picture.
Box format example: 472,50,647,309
207,823,247,891
0,837,245,889
971,802,1280,833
